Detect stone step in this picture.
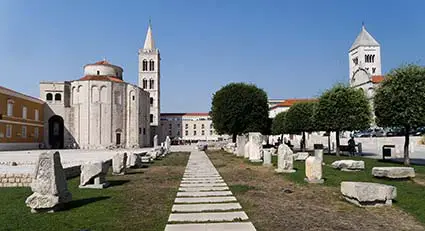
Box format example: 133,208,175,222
174,196,237,204
171,203,242,212
165,222,257,231
181,180,225,184
182,177,223,181
168,211,249,222
180,183,227,187
178,186,229,192
177,191,233,197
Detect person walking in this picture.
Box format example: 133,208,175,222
348,135,356,156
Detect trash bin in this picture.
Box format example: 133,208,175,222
382,144,395,160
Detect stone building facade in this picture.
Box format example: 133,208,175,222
159,113,224,142
0,86,45,150
40,60,151,149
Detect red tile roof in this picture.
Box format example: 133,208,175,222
371,75,385,84
79,75,123,83
270,98,318,109
94,60,111,65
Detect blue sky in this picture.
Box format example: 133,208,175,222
1,0,425,112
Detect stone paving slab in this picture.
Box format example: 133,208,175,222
172,203,242,212
182,177,223,181
174,196,237,204
165,222,256,231
177,191,233,197
180,183,227,187
181,180,225,184
179,186,229,192
168,211,249,222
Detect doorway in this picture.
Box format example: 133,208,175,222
48,115,64,149
116,133,121,145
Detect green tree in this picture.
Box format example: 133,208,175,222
211,83,269,142
285,101,317,151
374,64,425,165
316,84,372,156
272,111,288,140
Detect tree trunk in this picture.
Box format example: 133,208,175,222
404,127,410,166
335,131,340,157
301,131,306,152
232,134,237,143
327,132,331,155
280,134,283,144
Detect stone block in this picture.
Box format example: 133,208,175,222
340,181,396,207
25,151,72,213
112,152,127,175
79,161,110,189
263,149,272,166
248,132,263,162
127,153,142,168
372,167,415,179
304,156,323,183
236,135,247,157
8,178,15,183
294,152,309,161
331,160,365,171
275,143,295,173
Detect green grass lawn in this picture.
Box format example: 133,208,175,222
272,153,425,224
0,152,189,231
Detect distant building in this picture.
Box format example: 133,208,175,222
349,24,385,100
269,98,318,118
40,60,151,149
159,113,225,142
0,86,44,150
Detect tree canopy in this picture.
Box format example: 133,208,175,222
315,84,372,155
272,111,288,136
285,101,317,134
374,64,425,165
210,82,269,141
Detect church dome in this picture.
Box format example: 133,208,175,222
83,60,124,80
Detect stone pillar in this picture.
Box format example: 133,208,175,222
263,149,272,166
237,135,247,157
153,135,158,147
244,142,250,159
314,148,323,162
248,132,263,162
304,156,324,183
275,143,296,173
112,152,127,175
25,151,72,213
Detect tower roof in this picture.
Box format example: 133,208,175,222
350,25,379,51
143,23,155,50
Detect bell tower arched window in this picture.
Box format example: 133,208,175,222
142,79,147,89
149,60,155,71
142,60,148,71
149,79,154,89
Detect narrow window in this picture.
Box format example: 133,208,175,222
149,60,155,71
7,101,13,116
185,130,188,136
193,124,196,129
35,109,39,121
150,114,153,123
177,131,180,136
142,60,148,71
139,127,142,134
372,55,375,63
169,124,172,129
372,67,376,74
149,79,154,89
21,126,27,138
194,131,197,136
55,93,61,101
22,106,27,119
6,125,12,138
143,128,146,135
185,124,188,129
210,130,213,135
97,70,100,75
142,79,147,89
201,130,205,135
168,130,172,136
150,97,153,105
201,124,205,129
132,95,135,101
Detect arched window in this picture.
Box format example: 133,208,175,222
96,70,100,75
149,60,155,71
150,114,153,123
372,55,375,63
150,97,153,105
149,79,154,89
54,93,61,101
46,93,53,101
142,60,148,71
142,79,147,89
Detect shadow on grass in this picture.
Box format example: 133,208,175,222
125,171,144,175
63,196,110,211
108,180,130,187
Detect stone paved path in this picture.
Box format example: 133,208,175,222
165,150,256,231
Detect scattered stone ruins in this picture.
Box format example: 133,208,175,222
372,167,415,179
112,152,127,175
263,148,272,166
331,160,365,171
340,181,397,207
304,151,324,183
79,161,111,189
247,133,263,162
275,143,295,173
25,151,72,213
236,135,247,157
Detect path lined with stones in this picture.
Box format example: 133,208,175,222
165,150,256,231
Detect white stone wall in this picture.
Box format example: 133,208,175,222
269,106,289,119
84,64,123,79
